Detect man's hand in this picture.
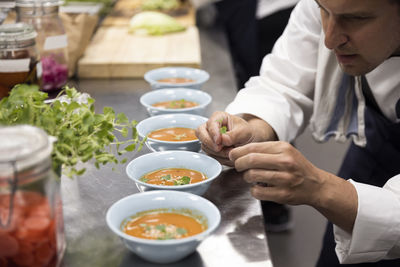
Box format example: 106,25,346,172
229,141,324,205
195,111,254,165
229,141,358,233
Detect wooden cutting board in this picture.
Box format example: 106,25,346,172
77,25,201,78
77,0,201,78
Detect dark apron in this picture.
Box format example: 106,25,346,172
316,79,400,266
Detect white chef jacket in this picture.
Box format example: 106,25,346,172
256,0,300,19
225,0,400,263
334,177,400,263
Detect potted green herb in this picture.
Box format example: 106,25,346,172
0,84,144,177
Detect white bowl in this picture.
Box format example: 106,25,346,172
140,88,212,117
126,150,222,196
144,67,210,90
106,190,221,264
136,114,207,152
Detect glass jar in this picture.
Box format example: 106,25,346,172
0,125,65,267
0,22,39,99
16,0,68,92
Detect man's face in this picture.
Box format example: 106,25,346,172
316,0,400,75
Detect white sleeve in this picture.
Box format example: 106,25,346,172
225,0,320,142
334,176,400,264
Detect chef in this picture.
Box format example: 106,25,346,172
196,0,400,265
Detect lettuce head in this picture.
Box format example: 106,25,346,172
128,11,186,35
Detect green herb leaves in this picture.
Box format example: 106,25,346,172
220,126,227,134
216,118,228,134
140,177,149,183
160,175,171,181
173,176,191,185
139,223,188,240
168,99,186,108
0,84,144,178
140,173,192,186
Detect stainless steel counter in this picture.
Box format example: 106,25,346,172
60,25,273,267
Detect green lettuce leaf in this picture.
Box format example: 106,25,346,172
128,11,186,36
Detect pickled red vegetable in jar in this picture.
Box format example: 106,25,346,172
16,0,69,92
0,125,66,267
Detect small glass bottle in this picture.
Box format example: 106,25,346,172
0,22,39,99
0,125,65,267
16,0,68,92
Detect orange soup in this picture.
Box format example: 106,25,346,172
140,168,207,186
152,99,198,109
157,77,195,84
148,127,197,141
122,210,206,240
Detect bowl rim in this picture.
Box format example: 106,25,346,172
136,114,208,144
144,67,210,85
125,150,222,190
144,137,200,144
139,88,212,112
106,190,221,245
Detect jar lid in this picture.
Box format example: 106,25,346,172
0,125,53,174
15,0,64,7
0,1,15,8
0,22,37,45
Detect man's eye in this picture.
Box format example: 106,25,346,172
344,16,371,21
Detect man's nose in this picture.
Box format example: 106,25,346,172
324,17,348,50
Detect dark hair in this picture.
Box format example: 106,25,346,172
388,0,400,13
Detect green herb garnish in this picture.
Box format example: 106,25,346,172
169,101,178,108
220,126,227,134
181,176,191,184
216,118,227,134
174,176,191,185
176,227,187,235
168,99,186,109
160,175,171,181
157,233,175,240
178,99,186,108
0,84,145,178
156,224,166,233
140,177,149,183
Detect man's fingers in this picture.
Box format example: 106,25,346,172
196,123,222,152
242,168,291,186
249,184,290,203
233,152,287,172
230,141,291,161
206,112,230,145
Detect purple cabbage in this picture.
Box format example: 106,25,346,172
41,55,68,91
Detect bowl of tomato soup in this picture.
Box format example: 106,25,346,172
136,113,207,152
126,151,222,195
144,67,209,90
106,190,221,264
140,88,212,116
